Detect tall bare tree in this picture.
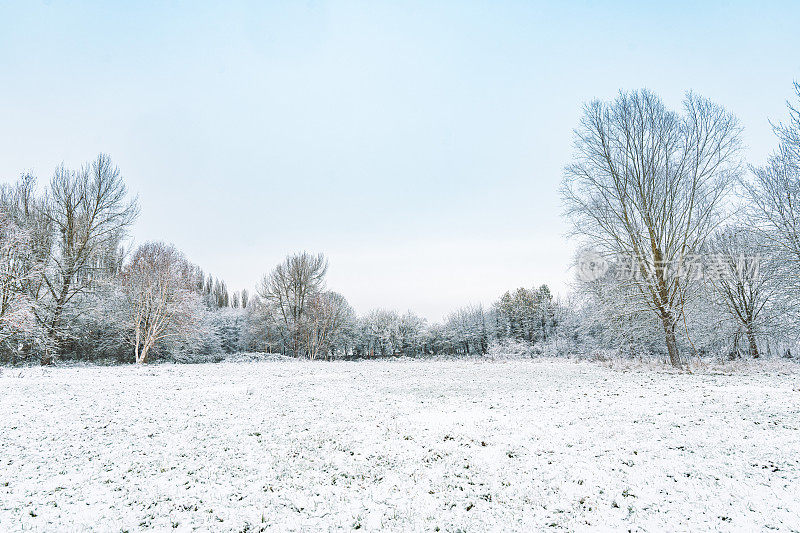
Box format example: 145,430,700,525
257,252,328,357
39,154,139,354
562,90,742,367
704,227,778,358
744,83,800,289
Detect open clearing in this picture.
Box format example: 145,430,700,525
1,358,799,531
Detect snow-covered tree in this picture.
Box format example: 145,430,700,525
443,304,489,355
257,252,328,357
121,242,202,364
357,309,400,357
493,286,555,345
59,277,131,362
304,291,355,359
38,155,139,354
744,82,800,301
398,311,427,356
562,90,742,367
701,226,787,358
203,306,244,355
575,264,665,358
0,210,50,360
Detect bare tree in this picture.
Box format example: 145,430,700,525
121,242,200,364
304,291,354,359
773,81,800,161
39,154,139,354
257,252,328,357
562,90,742,367
744,83,800,288
703,227,778,358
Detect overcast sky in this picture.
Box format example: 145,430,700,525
1,1,799,321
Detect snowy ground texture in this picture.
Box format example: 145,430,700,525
1,358,799,532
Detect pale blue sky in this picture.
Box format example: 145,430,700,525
1,1,798,321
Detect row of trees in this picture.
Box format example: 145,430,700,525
0,156,250,364
2,83,797,366
242,251,558,359
562,83,800,367
0,160,560,363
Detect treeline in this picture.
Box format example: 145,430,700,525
3,82,799,366
0,163,561,363
0,159,252,364
243,252,560,359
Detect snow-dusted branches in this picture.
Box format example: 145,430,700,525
701,227,782,357
40,154,139,342
257,251,329,357
121,242,202,364
744,83,800,282
562,90,743,366
304,291,355,360
0,210,49,357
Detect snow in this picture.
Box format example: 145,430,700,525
1,358,798,531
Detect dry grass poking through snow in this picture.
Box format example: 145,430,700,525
1,359,799,531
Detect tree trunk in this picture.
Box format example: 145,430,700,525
661,314,681,368
746,327,759,358
138,343,151,364
43,277,74,364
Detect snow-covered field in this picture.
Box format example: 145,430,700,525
1,358,798,532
